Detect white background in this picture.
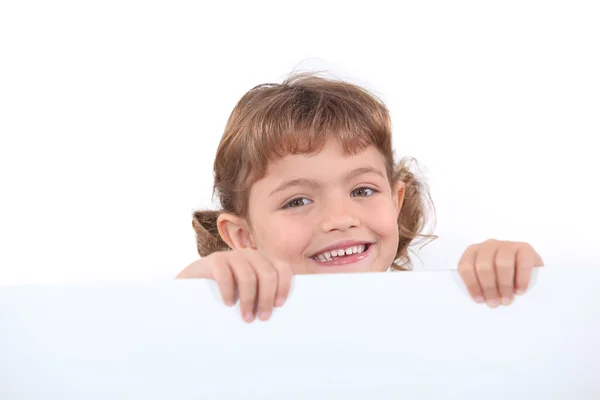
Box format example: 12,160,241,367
0,1,598,285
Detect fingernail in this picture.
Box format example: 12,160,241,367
244,311,255,323
474,295,485,303
516,288,526,295
258,311,272,321
501,297,512,305
487,299,499,308
225,299,235,307
275,296,286,307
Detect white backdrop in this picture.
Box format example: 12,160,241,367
0,1,598,285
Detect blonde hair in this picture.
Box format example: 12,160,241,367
193,72,436,270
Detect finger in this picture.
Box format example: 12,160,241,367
228,255,258,323
246,250,278,321
209,256,236,307
272,261,293,307
457,245,484,303
475,241,500,308
495,244,517,305
515,243,537,295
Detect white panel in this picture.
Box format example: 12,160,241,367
1,267,599,399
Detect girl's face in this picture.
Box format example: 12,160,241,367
245,140,404,274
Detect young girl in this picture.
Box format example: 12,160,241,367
176,72,544,323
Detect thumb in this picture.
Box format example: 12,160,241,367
175,258,213,279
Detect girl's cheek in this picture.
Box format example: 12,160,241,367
265,223,310,256
369,205,399,236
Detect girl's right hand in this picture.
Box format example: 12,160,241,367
175,249,293,323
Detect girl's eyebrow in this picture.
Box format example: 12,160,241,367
346,166,385,181
269,166,385,197
269,178,319,197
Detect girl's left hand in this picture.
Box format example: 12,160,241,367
457,239,544,308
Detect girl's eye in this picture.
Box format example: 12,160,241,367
351,187,377,197
284,197,312,209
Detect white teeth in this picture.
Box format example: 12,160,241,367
313,244,369,262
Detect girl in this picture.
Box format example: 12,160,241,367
176,72,544,323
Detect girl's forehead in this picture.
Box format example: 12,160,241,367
263,142,385,180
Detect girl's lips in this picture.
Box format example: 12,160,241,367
309,240,373,258
310,243,372,266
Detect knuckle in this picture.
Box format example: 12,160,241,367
238,269,257,285
258,295,274,306
257,294,272,304
480,283,496,292
256,290,271,303
477,277,496,290
495,259,514,271
475,261,494,274
239,286,254,299
261,268,278,283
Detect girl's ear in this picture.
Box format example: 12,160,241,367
217,212,256,250
392,181,406,217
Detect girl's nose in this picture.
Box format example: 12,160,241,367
319,201,360,232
